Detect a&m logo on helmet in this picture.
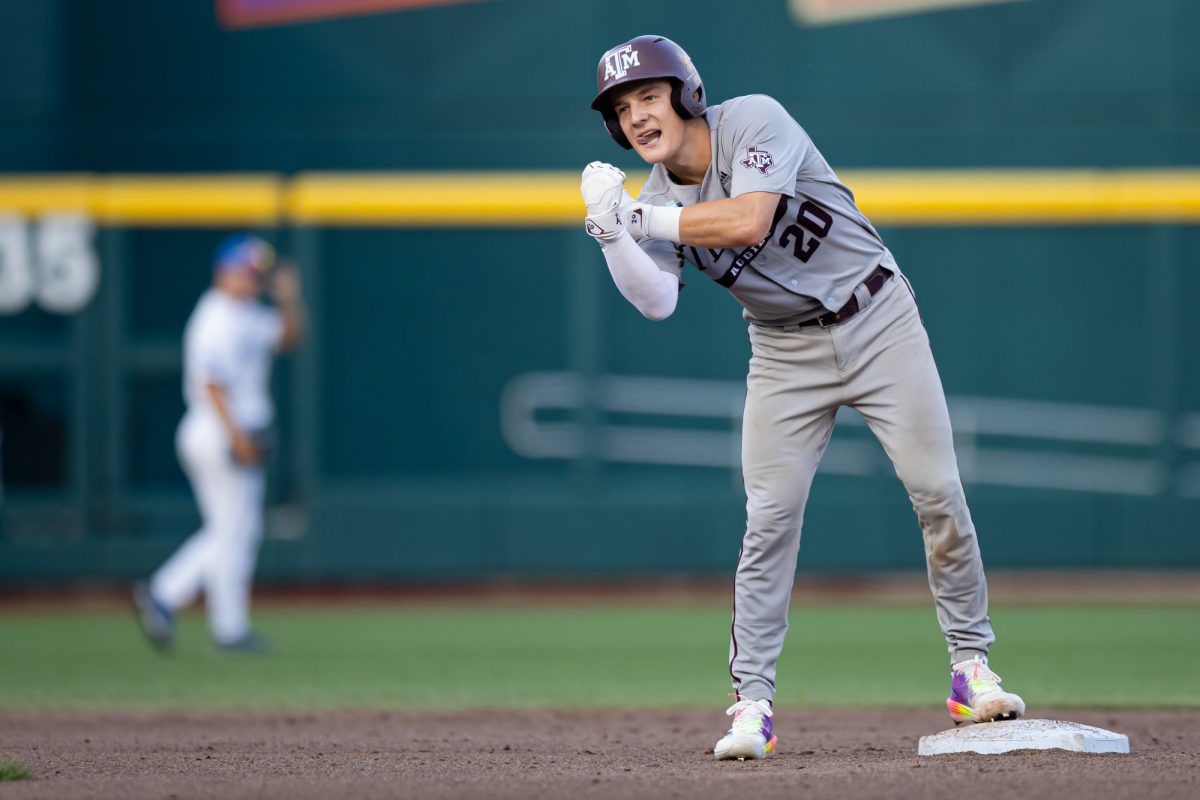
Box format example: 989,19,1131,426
603,45,640,81
740,146,775,175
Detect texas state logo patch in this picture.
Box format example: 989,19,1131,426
740,146,774,175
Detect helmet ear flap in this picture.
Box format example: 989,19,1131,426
669,79,701,120
605,117,633,150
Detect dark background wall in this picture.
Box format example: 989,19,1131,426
1,0,1198,583
1,0,1197,171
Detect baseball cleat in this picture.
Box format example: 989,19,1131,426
714,698,777,760
131,581,174,652
946,655,1025,725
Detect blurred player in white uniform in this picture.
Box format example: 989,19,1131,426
133,235,304,653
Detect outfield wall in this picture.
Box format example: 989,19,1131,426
1,0,1198,582
2,172,1197,581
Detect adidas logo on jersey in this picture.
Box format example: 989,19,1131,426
719,171,732,190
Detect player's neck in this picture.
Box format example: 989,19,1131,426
664,118,711,186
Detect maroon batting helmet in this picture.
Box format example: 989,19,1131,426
590,35,705,150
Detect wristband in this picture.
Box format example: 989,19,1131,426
641,204,683,243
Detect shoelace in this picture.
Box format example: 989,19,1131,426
725,698,772,735
958,656,1004,693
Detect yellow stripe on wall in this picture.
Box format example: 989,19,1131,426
0,170,1198,227
847,170,1200,224
0,175,95,216
97,175,282,225
286,172,587,226
0,174,281,225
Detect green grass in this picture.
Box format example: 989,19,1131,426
0,761,31,781
1,603,1196,710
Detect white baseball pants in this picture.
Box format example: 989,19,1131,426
730,274,994,703
151,412,265,644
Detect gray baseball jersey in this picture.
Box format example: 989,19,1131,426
637,94,899,326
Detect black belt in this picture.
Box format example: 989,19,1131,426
797,266,892,329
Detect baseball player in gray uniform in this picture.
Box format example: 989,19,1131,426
582,35,1025,760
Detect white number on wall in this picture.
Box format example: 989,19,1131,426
0,215,34,314
34,215,100,314
0,214,100,315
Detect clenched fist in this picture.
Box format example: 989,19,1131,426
581,161,636,242
581,161,629,215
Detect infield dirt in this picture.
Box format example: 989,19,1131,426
0,708,1195,800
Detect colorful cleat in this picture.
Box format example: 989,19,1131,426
946,655,1026,725
131,581,174,653
714,698,777,760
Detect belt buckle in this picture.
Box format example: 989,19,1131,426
817,313,833,328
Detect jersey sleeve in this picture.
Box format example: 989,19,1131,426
194,323,236,387
724,95,809,199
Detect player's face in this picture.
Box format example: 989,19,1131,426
219,267,263,298
612,80,685,164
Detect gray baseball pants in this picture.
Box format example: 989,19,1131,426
730,272,994,703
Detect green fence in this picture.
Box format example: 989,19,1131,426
1,0,1198,582
2,217,1197,582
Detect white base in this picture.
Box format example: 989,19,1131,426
918,719,1129,756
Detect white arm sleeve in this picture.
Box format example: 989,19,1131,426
598,233,681,321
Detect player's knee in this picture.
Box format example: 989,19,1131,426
905,475,964,512
746,491,806,527
744,502,805,549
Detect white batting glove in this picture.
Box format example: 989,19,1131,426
581,161,627,215
582,161,636,242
